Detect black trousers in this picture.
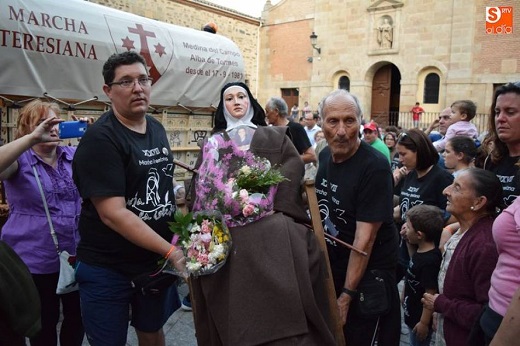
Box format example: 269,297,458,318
0,309,25,346
30,273,84,346
343,270,401,346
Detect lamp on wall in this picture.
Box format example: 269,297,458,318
310,31,321,54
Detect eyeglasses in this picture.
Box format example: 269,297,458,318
108,77,153,88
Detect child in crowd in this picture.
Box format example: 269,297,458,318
443,135,477,177
433,100,479,152
402,205,443,346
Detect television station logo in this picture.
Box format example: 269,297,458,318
486,7,513,34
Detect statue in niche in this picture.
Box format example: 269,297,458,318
377,17,393,49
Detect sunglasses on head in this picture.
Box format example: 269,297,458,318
397,132,417,147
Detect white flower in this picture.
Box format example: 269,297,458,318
259,158,271,171
209,244,225,263
239,189,249,202
190,224,201,233
190,233,200,242
187,262,202,271
240,165,251,175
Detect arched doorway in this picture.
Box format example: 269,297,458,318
371,64,401,126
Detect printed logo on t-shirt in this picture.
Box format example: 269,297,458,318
139,147,169,166
316,177,348,244
127,167,175,221
127,145,174,221
496,174,518,206
400,197,424,222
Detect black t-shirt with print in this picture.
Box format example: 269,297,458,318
486,155,520,207
399,165,454,225
403,248,442,328
73,111,175,277
315,142,398,292
286,120,312,155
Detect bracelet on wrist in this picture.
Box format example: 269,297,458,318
341,287,358,298
164,245,176,259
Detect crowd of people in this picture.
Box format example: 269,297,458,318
0,49,519,346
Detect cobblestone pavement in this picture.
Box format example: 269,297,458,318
75,281,410,345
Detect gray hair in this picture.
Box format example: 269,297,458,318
266,97,289,117
319,89,363,120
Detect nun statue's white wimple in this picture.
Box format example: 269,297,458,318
222,86,257,131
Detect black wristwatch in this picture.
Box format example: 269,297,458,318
341,287,358,298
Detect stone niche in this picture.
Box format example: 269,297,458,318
367,0,403,56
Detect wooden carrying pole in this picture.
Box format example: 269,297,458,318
304,180,346,346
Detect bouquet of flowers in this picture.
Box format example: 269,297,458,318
168,210,231,276
193,129,288,227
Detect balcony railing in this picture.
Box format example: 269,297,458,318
386,112,489,135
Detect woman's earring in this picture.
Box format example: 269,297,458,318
470,206,475,211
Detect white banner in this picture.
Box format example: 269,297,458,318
0,0,245,107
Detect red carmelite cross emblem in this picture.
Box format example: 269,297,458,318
105,16,174,84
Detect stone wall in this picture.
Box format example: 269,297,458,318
258,0,520,122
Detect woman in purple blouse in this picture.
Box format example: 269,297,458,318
0,100,84,346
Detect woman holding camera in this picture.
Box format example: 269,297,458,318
0,99,84,346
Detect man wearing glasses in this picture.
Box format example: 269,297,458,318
73,51,186,346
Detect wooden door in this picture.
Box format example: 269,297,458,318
371,66,391,126
281,88,299,113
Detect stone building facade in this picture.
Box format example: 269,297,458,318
90,0,261,95
258,0,520,129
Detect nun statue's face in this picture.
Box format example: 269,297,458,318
224,86,250,119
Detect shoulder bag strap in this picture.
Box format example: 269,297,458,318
32,165,59,253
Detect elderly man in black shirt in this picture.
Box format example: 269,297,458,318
265,97,316,164
315,89,400,345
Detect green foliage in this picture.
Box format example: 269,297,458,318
235,164,287,193
168,210,194,243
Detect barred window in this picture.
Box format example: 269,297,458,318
423,73,440,104
338,76,350,91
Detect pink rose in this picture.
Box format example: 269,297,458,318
200,233,212,243
187,247,199,258
201,220,212,233
242,204,256,217
198,253,209,265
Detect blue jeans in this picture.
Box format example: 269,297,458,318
408,326,432,346
75,261,180,346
